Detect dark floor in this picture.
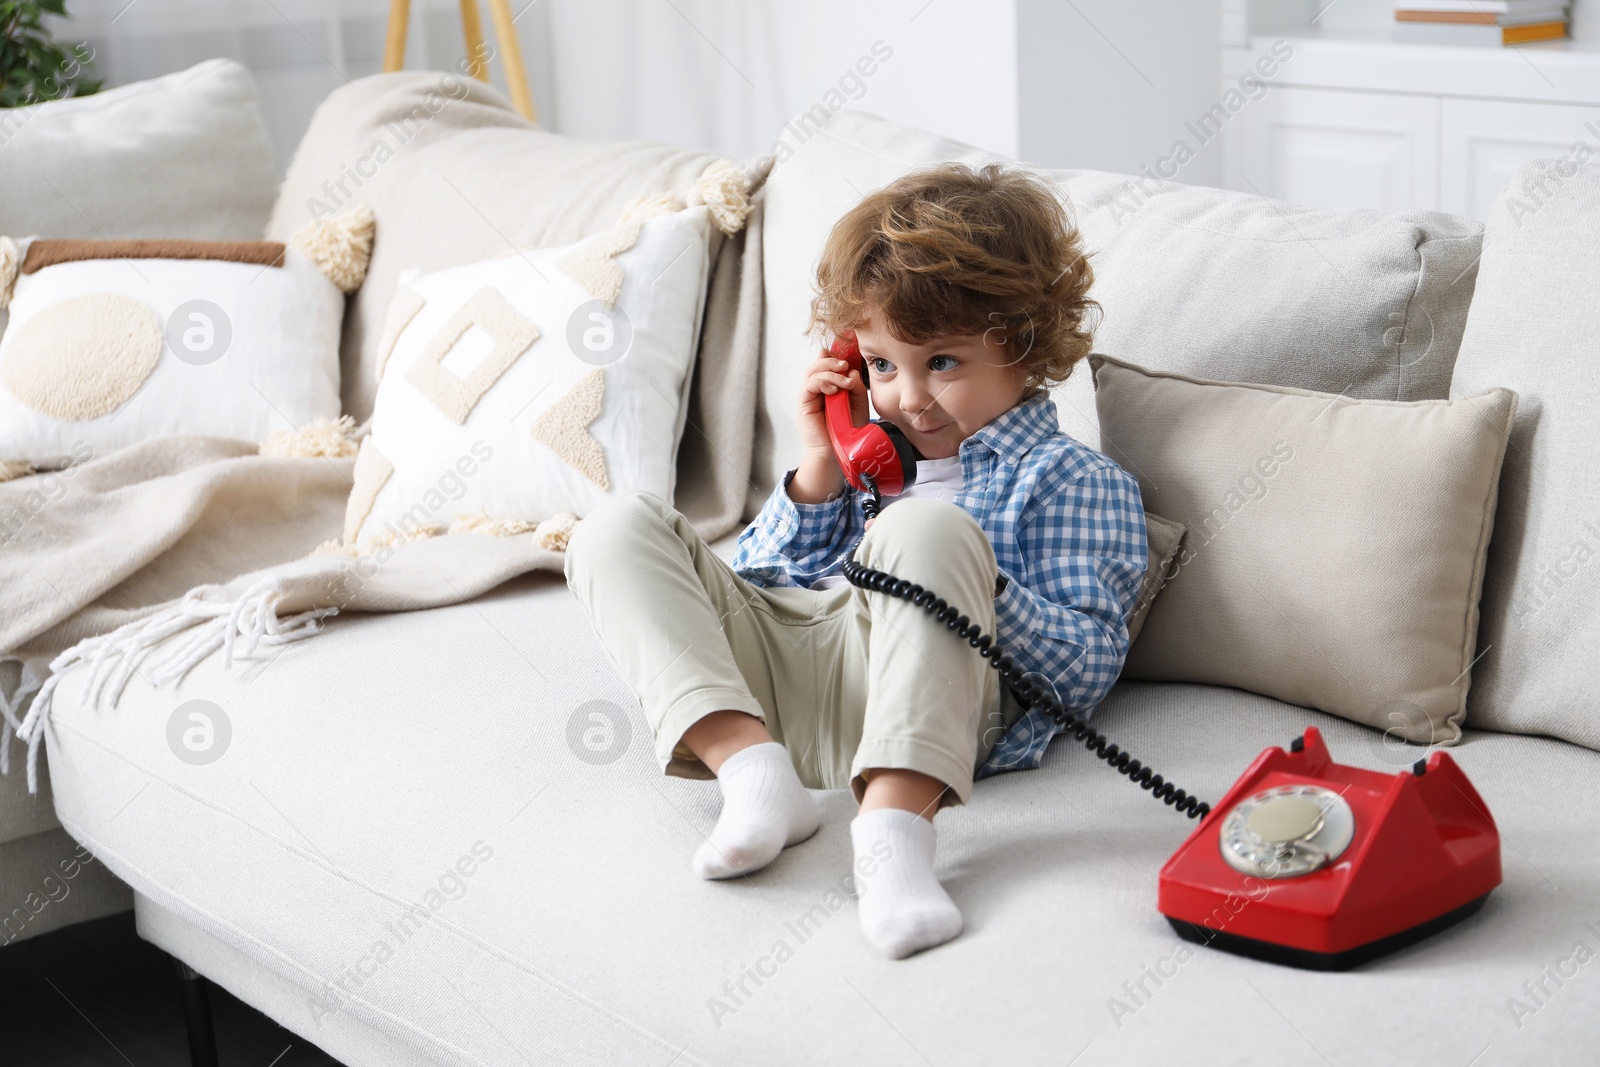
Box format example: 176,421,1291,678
0,910,345,1066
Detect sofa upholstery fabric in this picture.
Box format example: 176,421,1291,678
38,555,1599,1065
1449,159,1600,752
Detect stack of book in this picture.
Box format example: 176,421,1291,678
1394,1,1571,45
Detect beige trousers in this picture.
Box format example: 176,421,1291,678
563,491,1025,808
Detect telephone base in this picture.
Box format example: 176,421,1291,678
1168,890,1492,971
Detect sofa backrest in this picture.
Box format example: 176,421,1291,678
268,72,733,424
753,109,1484,517
1449,158,1600,753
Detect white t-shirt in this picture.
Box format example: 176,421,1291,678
810,454,965,590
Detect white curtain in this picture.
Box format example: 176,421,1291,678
543,0,1017,159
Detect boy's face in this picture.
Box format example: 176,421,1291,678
854,309,1029,460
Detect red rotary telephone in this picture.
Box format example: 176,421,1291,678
1159,727,1500,970
822,334,1502,970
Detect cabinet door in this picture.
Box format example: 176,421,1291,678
1224,86,1440,212
1441,98,1600,221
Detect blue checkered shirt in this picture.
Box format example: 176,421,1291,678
729,391,1148,779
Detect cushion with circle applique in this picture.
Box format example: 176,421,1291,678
0,209,373,479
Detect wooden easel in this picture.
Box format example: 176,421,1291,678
383,0,538,123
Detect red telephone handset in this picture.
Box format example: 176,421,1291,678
822,336,921,498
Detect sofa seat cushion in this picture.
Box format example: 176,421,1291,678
37,569,1598,1063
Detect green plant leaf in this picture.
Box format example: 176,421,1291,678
0,0,99,106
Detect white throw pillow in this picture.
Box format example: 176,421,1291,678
0,214,372,474
0,59,277,244
344,199,714,546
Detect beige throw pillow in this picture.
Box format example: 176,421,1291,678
1130,512,1185,645
1092,354,1517,744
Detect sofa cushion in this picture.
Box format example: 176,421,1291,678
0,59,276,243
0,234,353,471
1131,512,1184,645
1095,354,1515,744
268,72,739,423
349,202,714,544
756,109,1483,516
36,564,1597,1063
1450,159,1600,751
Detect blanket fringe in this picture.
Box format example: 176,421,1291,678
0,659,43,779
7,577,339,795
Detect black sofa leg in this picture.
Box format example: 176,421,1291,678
173,957,220,1067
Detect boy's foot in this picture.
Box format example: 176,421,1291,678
693,741,820,879
850,807,963,958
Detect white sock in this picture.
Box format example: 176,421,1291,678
692,741,820,880
850,807,963,959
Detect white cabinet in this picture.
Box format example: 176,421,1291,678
1227,86,1438,211
1222,34,1600,219
1440,98,1600,220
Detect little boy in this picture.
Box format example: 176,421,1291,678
564,162,1148,959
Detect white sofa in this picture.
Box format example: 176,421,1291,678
15,68,1600,1066
0,58,281,949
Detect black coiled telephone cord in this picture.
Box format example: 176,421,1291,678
843,473,1212,821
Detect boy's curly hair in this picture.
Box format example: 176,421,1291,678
808,162,1099,397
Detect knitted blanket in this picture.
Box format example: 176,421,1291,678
0,202,763,796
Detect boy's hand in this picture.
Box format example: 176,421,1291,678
798,351,870,459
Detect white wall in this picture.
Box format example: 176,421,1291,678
1016,0,1227,187
47,0,1018,177
543,0,1019,159
48,0,556,178
1307,0,1393,31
